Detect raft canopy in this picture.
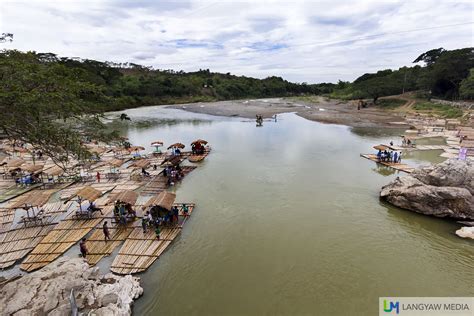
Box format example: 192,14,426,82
143,191,176,212
108,190,138,205
167,143,185,150
161,155,181,166
21,164,44,173
44,165,65,177
108,158,124,168
1,158,25,168
373,144,397,151
151,141,163,146
127,146,145,152
75,186,102,202
131,159,150,169
191,139,208,146
10,190,53,209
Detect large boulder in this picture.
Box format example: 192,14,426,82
0,257,143,315
380,159,474,219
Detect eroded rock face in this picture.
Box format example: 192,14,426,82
0,257,143,316
380,159,474,219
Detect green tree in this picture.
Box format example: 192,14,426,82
0,50,117,168
460,68,474,100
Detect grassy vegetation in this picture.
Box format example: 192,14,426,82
376,98,406,109
287,95,321,103
413,101,464,118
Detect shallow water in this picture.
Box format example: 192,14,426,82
109,107,473,315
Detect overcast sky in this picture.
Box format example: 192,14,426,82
1,0,473,83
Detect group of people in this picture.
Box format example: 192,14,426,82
376,149,402,163
191,142,205,155
15,172,41,186
113,200,136,224
401,137,415,147
75,200,103,218
163,165,184,186
171,147,182,156
141,204,190,239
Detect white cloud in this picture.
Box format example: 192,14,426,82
1,0,472,83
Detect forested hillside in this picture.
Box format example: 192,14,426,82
0,50,327,112
329,47,474,102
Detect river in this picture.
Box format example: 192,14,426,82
106,106,473,315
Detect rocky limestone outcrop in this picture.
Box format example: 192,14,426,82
456,226,474,239
0,257,143,316
380,159,474,219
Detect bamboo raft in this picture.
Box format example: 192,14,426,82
141,166,197,195
187,149,211,163
110,203,195,275
20,206,112,272
0,201,73,269
85,220,135,266
360,154,415,173
0,208,15,232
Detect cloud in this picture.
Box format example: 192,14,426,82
0,0,472,83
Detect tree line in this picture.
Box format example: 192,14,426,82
328,47,474,103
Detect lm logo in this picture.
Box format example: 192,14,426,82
384,300,400,314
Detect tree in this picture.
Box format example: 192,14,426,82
460,69,474,100
0,50,117,169
0,33,13,43
413,48,445,66
425,48,474,99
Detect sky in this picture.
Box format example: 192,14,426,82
0,0,473,83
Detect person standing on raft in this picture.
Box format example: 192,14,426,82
103,221,110,242
80,238,88,258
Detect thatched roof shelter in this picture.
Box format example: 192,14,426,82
21,164,44,173
131,159,150,169
373,144,396,151
2,158,25,168
167,143,185,150
151,141,163,146
127,146,145,152
161,155,181,166
10,190,54,209
108,158,124,168
108,190,138,205
191,139,208,146
76,186,102,202
143,191,176,212
87,146,106,155
44,165,65,177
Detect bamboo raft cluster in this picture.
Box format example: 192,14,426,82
0,138,209,275
0,201,74,269
111,203,194,274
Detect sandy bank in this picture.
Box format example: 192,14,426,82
167,97,408,128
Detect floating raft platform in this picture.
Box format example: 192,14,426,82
0,201,73,269
110,203,195,275
20,207,112,272
187,149,211,163
85,220,135,266
360,154,414,173
141,166,197,195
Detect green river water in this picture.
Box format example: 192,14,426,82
107,107,472,315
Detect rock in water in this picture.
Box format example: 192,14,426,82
456,227,474,239
0,257,143,315
380,159,474,219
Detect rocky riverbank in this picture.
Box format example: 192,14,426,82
0,257,143,315
380,159,473,220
